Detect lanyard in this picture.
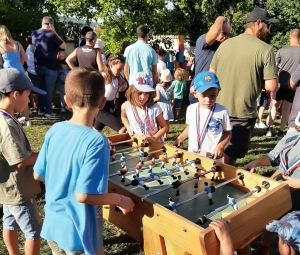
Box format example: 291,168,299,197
0,109,30,145
132,105,148,135
279,135,300,176
196,104,215,150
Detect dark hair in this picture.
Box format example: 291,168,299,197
153,43,159,50
103,54,126,84
26,36,32,45
158,49,167,57
136,25,149,39
1,89,25,97
65,68,105,108
120,41,130,54
81,26,93,36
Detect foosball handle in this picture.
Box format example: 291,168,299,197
196,216,208,225
273,173,283,181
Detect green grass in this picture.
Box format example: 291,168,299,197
0,108,282,255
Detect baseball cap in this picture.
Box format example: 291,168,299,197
94,39,105,49
160,69,172,82
0,68,46,95
266,211,300,252
194,71,221,93
246,7,279,24
133,72,155,92
42,16,54,25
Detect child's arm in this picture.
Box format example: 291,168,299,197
153,87,161,102
174,126,189,146
76,193,135,215
170,90,174,106
147,113,168,142
121,103,134,136
209,219,234,255
118,76,128,92
212,130,231,159
16,152,38,169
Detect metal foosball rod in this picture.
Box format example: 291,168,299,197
175,173,245,208
111,137,138,146
116,143,149,154
109,146,166,165
196,180,270,225
143,167,219,199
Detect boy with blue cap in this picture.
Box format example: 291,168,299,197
174,71,232,160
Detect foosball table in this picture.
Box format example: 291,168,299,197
103,134,292,255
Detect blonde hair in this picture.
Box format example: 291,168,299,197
0,25,12,44
174,68,185,81
125,85,154,107
102,54,125,84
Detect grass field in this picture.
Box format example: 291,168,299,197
0,107,282,255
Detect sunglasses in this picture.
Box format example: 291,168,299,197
262,21,271,30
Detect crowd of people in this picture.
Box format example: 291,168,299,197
0,5,300,255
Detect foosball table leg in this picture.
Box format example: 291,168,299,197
237,244,251,255
143,226,167,255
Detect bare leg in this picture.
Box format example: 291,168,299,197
25,239,40,255
164,120,169,139
279,100,292,131
266,99,281,127
257,106,265,123
3,229,21,255
222,153,236,166
175,109,180,119
30,94,38,109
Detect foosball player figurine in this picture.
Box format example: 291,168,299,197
185,158,201,169
163,167,177,180
148,157,155,173
172,175,182,196
149,173,164,185
120,153,126,167
131,176,149,190
161,153,168,169
211,162,217,181
140,139,150,148
135,160,143,177
118,165,128,182
139,148,145,164
227,194,238,211
111,146,117,161
194,167,201,188
166,197,177,213
175,163,189,175
204,182,214,205
172,150,179,166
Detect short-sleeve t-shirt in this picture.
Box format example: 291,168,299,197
0,113,41,205
211,34,277,119
31,28,63,70
276,46,300,89
171,80,186,99
34,121,110,254
186,103,232,154
124,40,158,86
191,34,219,86
122,101,163,140
288,64,300,128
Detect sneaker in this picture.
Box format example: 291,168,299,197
31,108,38,113
174,119,178,122
38,110,45,116
169,119,174,122
256,122,267,129
25,120,32,127
266,127,272,137
18,117,26,125
45,113,57,118
277,130,284,140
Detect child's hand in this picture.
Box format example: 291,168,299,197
243,161,257,173
117,195,135,215
173,138,183,148
212,145,224,159
127,128,134,136
143,135,156,142
282,175,300,190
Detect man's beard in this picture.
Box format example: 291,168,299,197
256,28,267,41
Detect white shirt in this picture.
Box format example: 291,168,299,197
186,103,232,154
157,59,166,80
104,78,118,101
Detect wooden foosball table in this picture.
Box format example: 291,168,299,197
103,134,292,255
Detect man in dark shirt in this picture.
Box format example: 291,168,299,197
189,16,231,104
74,26,93,49
31,16,66,118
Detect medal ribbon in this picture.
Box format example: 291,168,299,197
0,108,30,146
196,104,216,150
131,105,148,135
279,135,300,175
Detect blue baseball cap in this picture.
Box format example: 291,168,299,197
194,71,221,93
266,211,300,252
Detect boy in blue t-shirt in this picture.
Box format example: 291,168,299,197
34,68,135,255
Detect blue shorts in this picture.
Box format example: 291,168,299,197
173,99,183,109
2,199,41,241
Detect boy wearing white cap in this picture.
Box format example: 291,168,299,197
174,71,232,160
